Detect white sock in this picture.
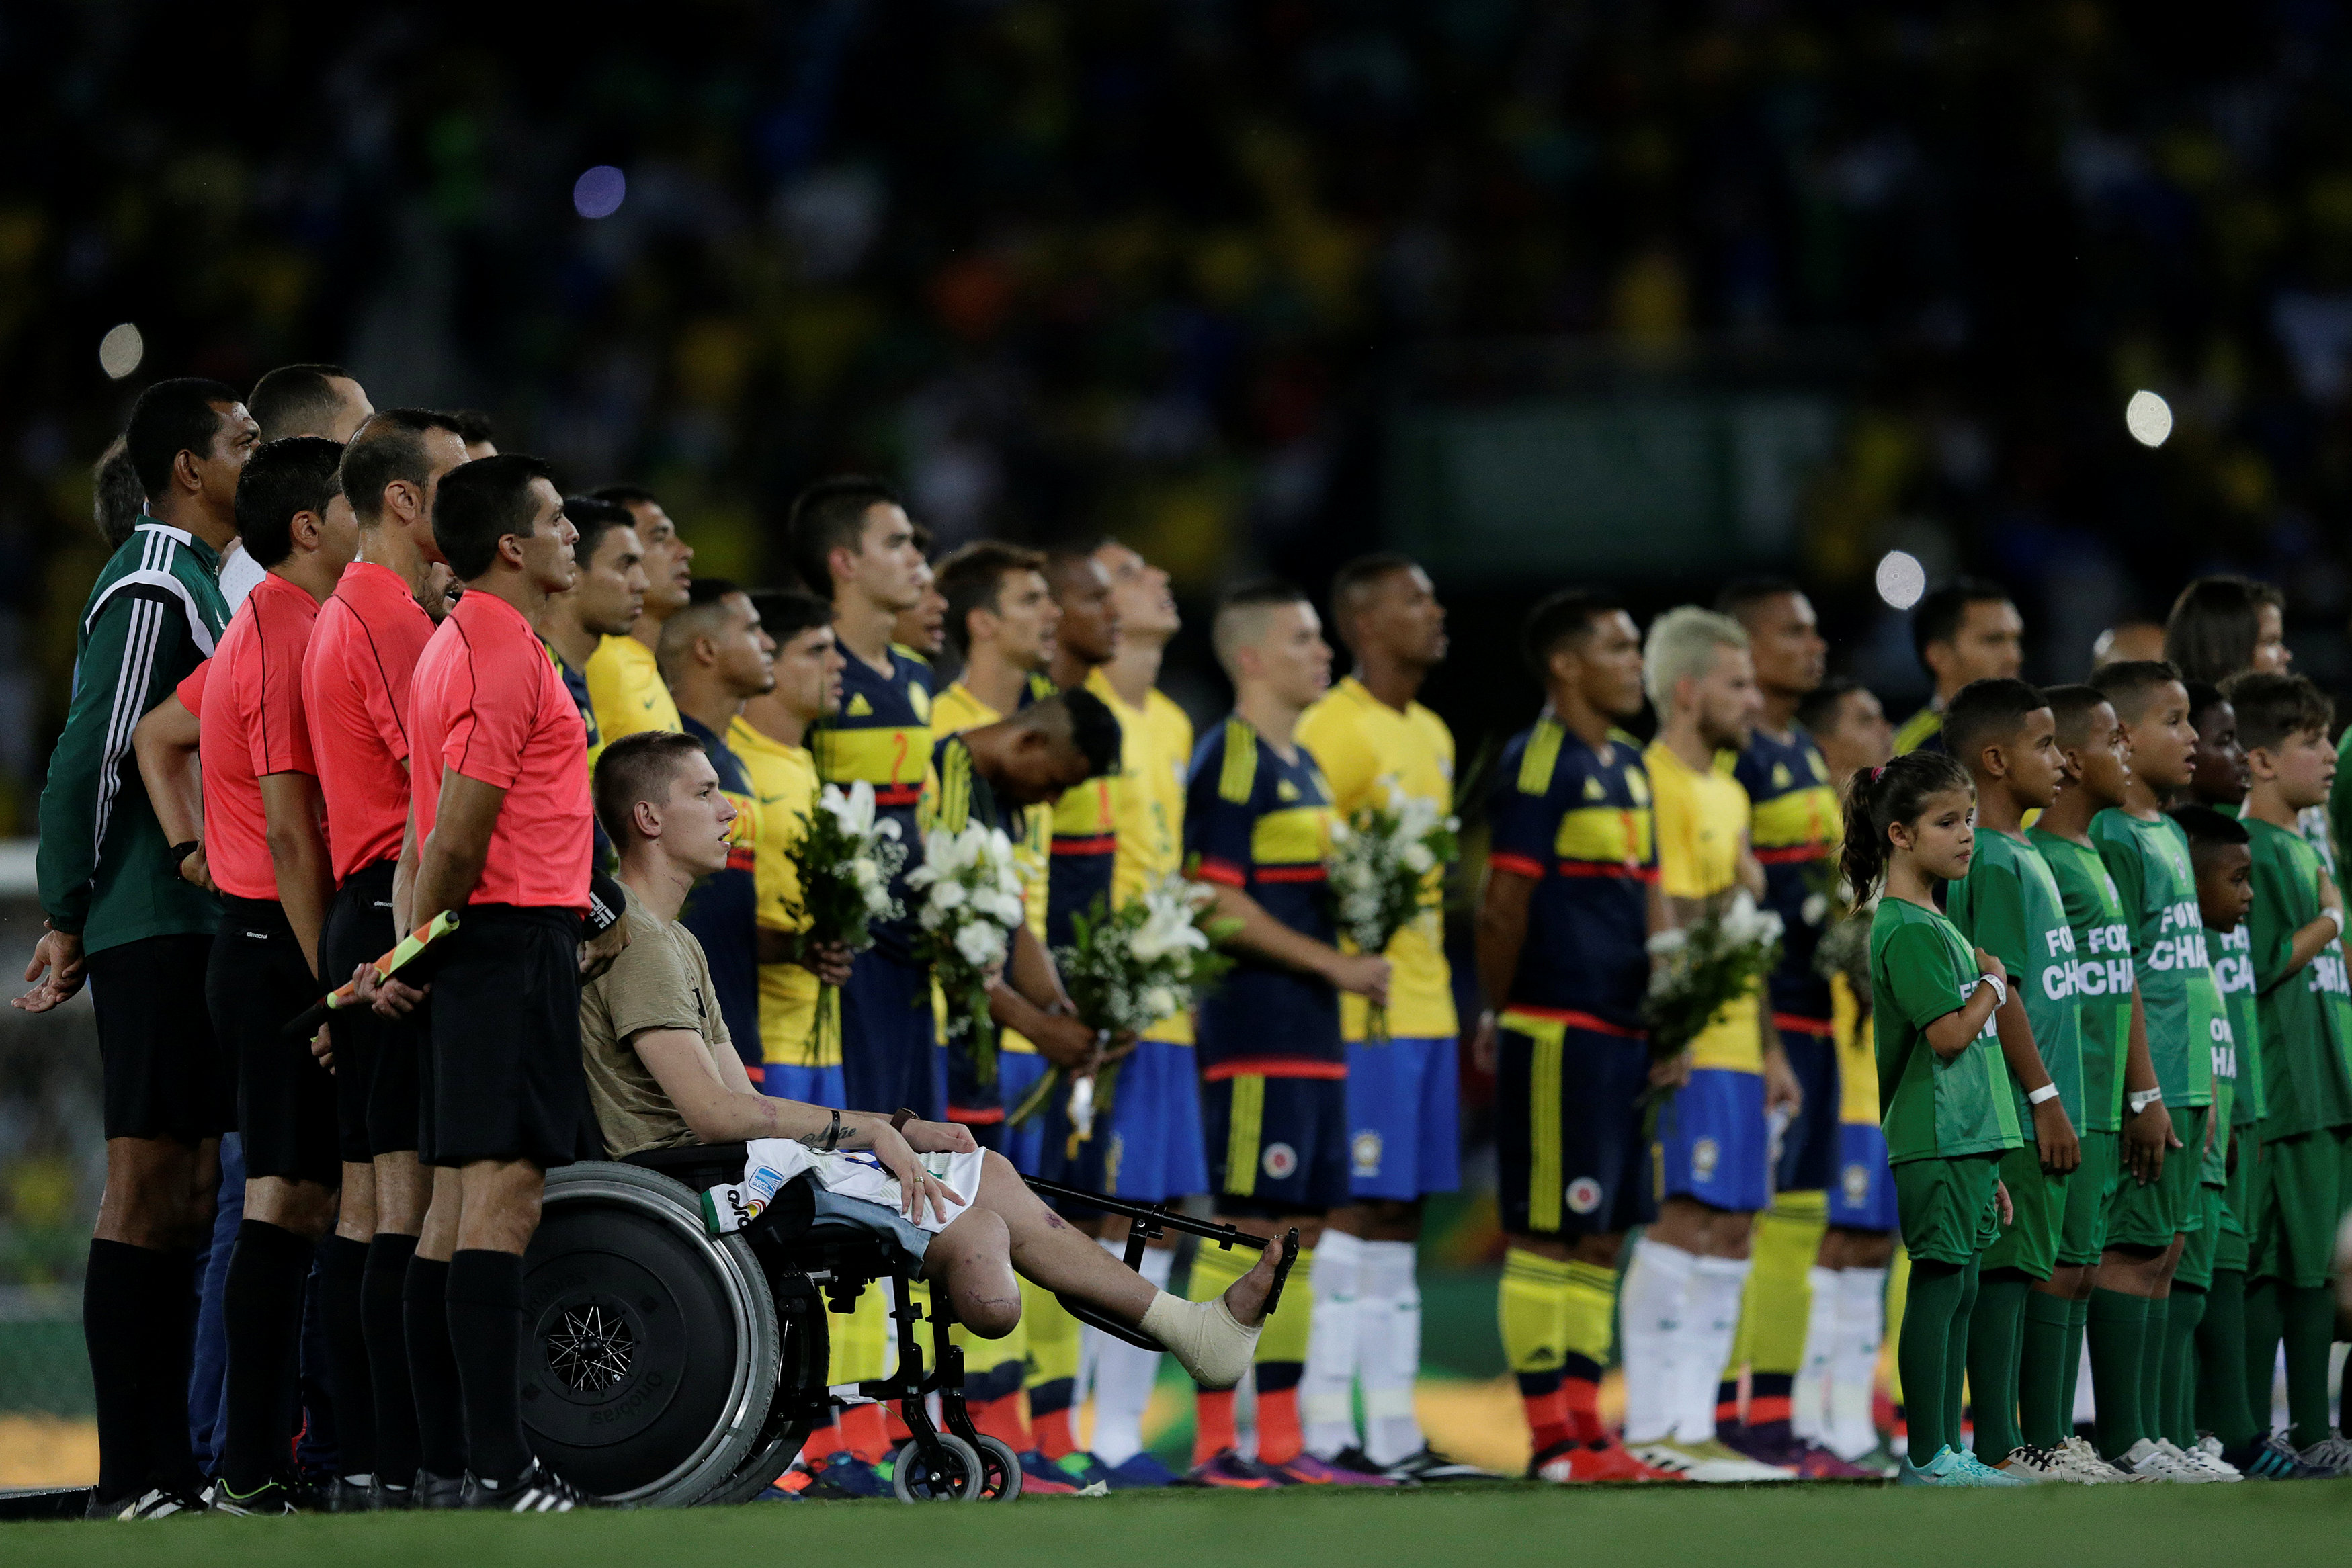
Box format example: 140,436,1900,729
1826,1265,1887,1461
1356,1239,1423,1466
1618,1239,1697,1445
1675,1254,1751,1444
1085,1240,1171,1467
1300,1229,1365,1458
1792,1265,1841,1444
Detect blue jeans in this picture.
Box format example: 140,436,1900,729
188,1133,245,1471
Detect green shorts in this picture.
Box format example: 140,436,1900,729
2108,1104,2208,1251
2060,1129,2119,1266
1979,1142,2067,1280
2216,1129,2257,1276
2175,1186,2224,1291
2253,1125,2352,1288
1894,1150,2005,1266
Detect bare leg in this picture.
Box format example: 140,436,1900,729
922,1207,1023,1338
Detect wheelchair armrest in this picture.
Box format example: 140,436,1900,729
1055,1295,1159,1352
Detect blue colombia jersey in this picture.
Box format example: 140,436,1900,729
810,643,934,960
1487,717,1657,1033
1046,672,1116,948
1185,716,1342,1076
1730,725,1839,1023
679,713,762,1064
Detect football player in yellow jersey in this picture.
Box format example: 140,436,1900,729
1890,578,2023,756
1292,554,1489,1484
1622,607,1802,1482
584,482,692,742
536,498,646,851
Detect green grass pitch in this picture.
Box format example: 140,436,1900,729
7,1481,2349,1568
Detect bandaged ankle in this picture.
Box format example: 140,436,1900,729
1140,1289,1260,1390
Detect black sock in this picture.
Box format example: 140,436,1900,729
141,1246,204,1492
84,1240,157,1501
365,1234,423,1487
318,1235,375,1480
445,1250,530,1486
220,1221,315,1493
403,1255,468,1478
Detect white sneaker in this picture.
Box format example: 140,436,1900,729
1994,1446,2065,1483
1632,1438,1796,1483
2052,1436,2143,1483
2122,1437,2208,1482
2173,1438,2242,1482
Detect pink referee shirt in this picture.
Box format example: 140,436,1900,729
199,573,323,901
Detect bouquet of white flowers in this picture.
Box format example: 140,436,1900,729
1325,780,1460,1042
906,821,1028,1084
1010,875,1238,1134
1642,888,1785,1062
781,781,906,1058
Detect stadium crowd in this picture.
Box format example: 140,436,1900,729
22,365,2352,1518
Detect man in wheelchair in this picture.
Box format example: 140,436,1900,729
581,730,1292,1391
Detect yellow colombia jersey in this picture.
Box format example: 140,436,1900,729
1644,739,1763,1072
586,632,683,744
1088,668,1195,1045
1830,970,1879,1126
729,716,829,1067
925,682,1050,1055
1298,675,1458,1041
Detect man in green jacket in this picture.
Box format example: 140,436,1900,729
19,377,253,1518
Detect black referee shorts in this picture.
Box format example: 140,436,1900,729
319,859,422,1160
208,896,340,1186
87,932,234,1143
421,905,596,1170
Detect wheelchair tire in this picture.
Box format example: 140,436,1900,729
521,1162,781,1506
693,1278,830,1506
890,1433,984,1502
970,1434,1022,1502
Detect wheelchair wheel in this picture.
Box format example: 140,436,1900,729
521,1162,781,1506
970,1434,1023,1502
693,1278,830,1506
890,1433,984,1502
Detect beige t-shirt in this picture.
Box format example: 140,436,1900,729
581,885,733,1159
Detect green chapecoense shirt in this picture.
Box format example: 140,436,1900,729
2027,826,2135,1133
2244,817,2352,1141
1871,896,2025,1164
2091,809,2217,1108
1947,828,2084,1127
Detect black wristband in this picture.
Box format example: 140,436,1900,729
585,869,624,937
170,840,200,865
891,1107,917,1135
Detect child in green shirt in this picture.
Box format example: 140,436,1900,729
2224,670,2352,1473
1941,679,2083,1478
1848,748,2023,1487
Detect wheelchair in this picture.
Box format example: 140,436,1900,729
518,1143,1283,1506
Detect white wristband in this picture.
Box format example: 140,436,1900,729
2322,908,2343,941
2128,1086,2164,1117
2027,1083,2060,1107
1976,973,2007,1012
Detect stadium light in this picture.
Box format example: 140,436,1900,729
2126,389,2173,448
1875,550,1926,611
97,322,143,380
573,165,627,219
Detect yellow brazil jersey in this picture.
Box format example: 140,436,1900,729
1644,739,1763,1072
728,717,828,1068
924,683,1050,1057
586,632,683,744
1892,703,1943,756
1088,670,1195,1045
1297,676,1459,1041
1830,970,1878,1126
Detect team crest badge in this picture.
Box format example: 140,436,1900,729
845,693,873,717
1351,1131,1384,1178
908,683,931,723
1565,1176,1603,1215
1691,1137,1720,1182
1262,1143,1298,1180
1842,1162,1872,1208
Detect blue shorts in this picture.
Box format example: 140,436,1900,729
838,952,945,1122
1497,1020,1654,1238
1062,1037,1210,1203
1654,1067,1770,1213
765,1061,847,1109
1773,1022,1839,1193
1345,1035,1460,1201
1826,1121,1899,1232
1203,1070,1349,1214
995,1051,1051,1176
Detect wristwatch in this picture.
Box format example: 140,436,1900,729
890,1107,917,1135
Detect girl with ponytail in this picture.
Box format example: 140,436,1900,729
1852,748,2027,1487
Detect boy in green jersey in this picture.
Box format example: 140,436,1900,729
2223,670,2352,1473
1941,680,2085,1479
2087,660,2215,1479
2166,805,2253,1480
1845,748,2027,1487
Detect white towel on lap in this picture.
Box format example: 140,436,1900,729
705,1139,984,1237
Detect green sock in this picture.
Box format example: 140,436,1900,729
2138,1294,2171,1443
2161,1284,2206,1446
2088,1288,2150,1459
1900,1260,1970,1459
1945,1258,1980,1456
2020,1288,2075,1449
2059,1294,2090,1436
2196,1270,2259,1450
1965,1269,2029,1461
2283,1285,2335,1448
2243,1274,2282,1436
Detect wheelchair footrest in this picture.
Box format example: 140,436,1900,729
1055,1294,1159,1352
